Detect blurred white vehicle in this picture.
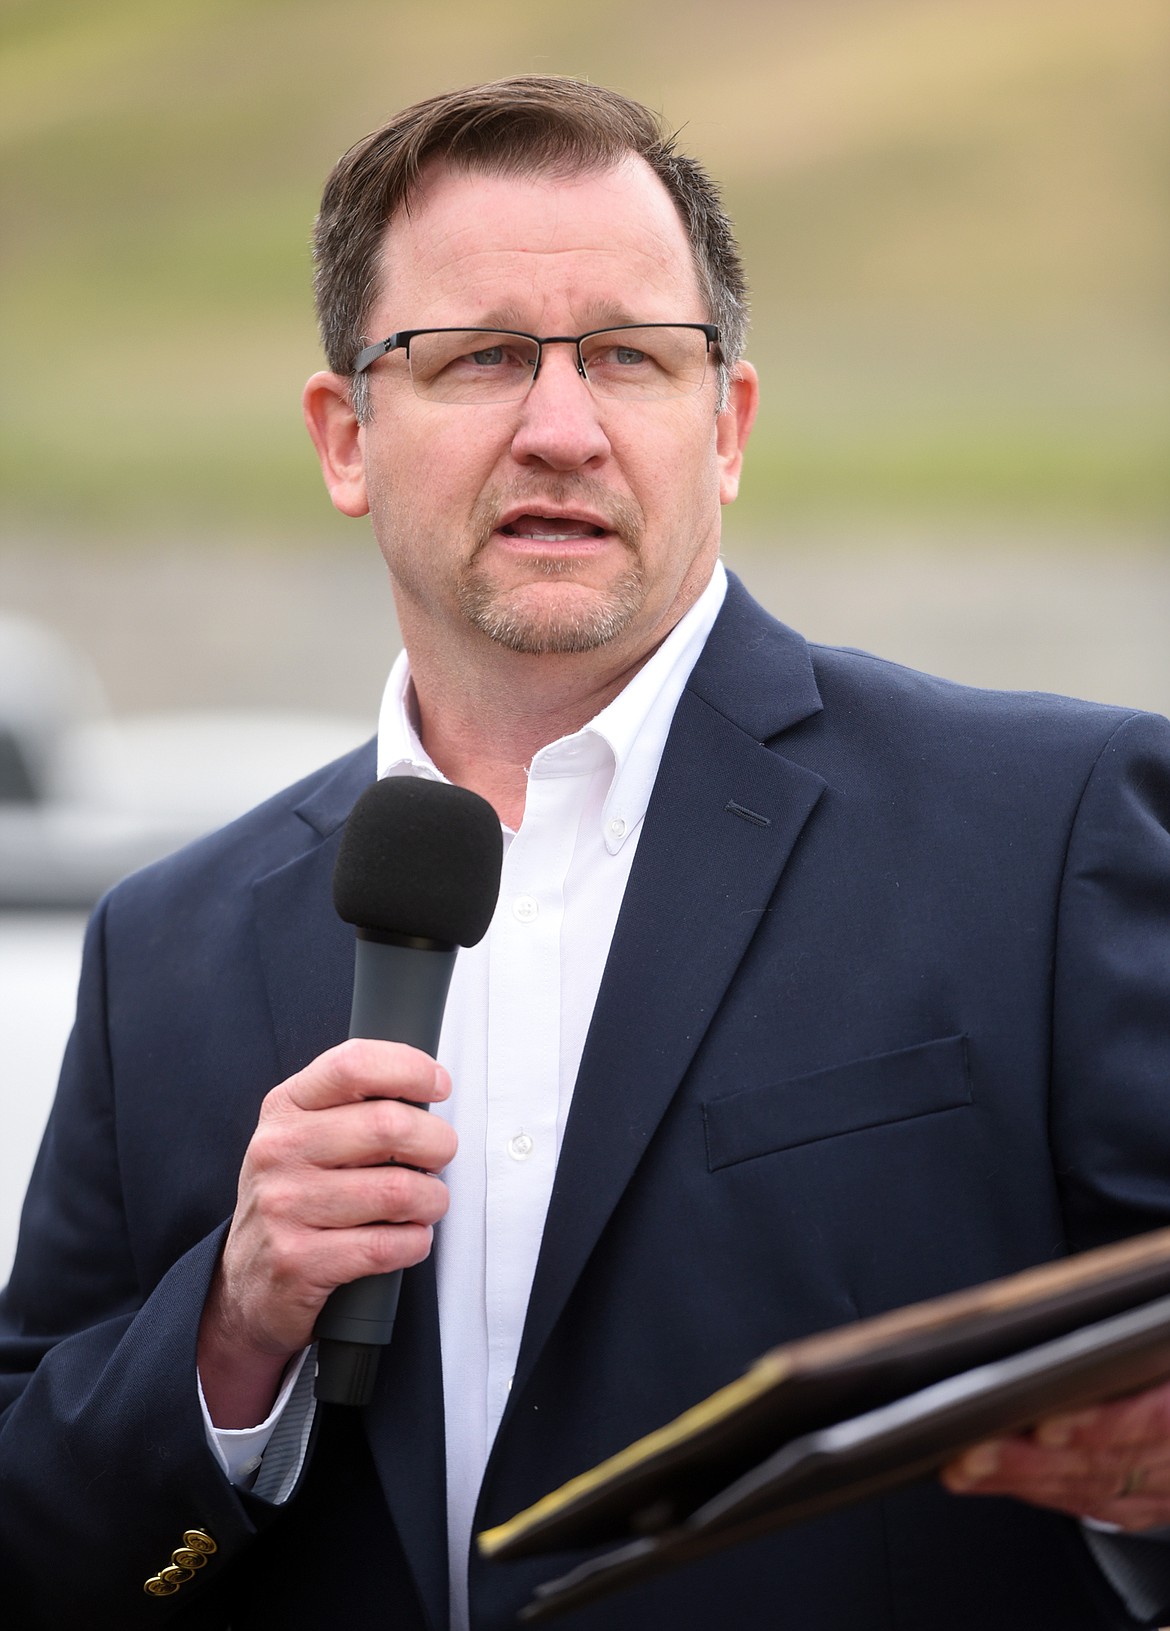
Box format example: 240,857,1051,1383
0,612,373,1273
0,612,371,908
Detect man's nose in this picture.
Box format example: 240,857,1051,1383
509,345,611,471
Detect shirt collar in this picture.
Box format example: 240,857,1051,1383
377,653,439,783
376,559,728,851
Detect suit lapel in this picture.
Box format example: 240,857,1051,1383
509,582,828,1398
250,744,450,1631
249,742,376,1076
251,837,352,1081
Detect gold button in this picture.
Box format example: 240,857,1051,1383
160,1565,194,1586
182,1529,217,1556
171,1548,207,1570
143,1576,178,1597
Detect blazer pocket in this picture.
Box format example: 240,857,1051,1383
703,1034,971,1171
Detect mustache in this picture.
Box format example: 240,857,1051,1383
469,477,644,555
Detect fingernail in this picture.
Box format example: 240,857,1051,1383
1037,1408,1097,1447
955,1443,1001,1485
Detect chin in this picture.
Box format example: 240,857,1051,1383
458,570,646,656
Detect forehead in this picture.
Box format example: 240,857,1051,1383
372,156,705,328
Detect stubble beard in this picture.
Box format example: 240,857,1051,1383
457,480,647,656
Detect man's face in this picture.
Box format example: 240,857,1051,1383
307,157,756,669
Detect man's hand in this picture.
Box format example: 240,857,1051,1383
197,1038,456,1427
943,1377,1170,1531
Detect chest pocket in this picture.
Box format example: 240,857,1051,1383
703,1033,971,1171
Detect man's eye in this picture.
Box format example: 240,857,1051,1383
468,347,505,367
614,346,647,365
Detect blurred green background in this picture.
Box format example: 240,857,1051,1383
1,0,1168,726
4,0,1166,538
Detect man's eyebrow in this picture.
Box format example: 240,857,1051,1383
459,306,648,335
469,307,531,333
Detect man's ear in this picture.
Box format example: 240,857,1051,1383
715,361,759,506
302,372,370,518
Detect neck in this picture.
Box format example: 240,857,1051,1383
405,641,657,830
390,559,721,827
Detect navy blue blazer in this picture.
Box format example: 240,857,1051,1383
2,577,1170,1629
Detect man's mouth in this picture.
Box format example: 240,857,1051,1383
497,513,609,544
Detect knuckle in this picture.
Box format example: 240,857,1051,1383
244,1127,308,1193
365,1165,447,1224
334,1035,380,1076
254,1118,304,1168
371,1096,410,1146
258,1173,303,1223
259,1076,296,1117
266,1231,309,1288
364,1223,433,1274
374,1164,415,1215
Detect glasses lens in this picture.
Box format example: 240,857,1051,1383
579,327,711,400
407,331,539,403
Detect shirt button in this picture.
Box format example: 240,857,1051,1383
508,1132,534,1161
608,817,627,839
512,895,539,923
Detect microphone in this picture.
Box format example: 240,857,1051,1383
314,776,503,1406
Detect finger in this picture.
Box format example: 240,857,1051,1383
252,1096,458,1175
265,1219,441,1301
944,1433,1133,1491
323,1220,439,1283
1035,1380,1170,1452
269,1038,452,1115
261,1162,452,1234
1033,1406,1105,1447
942,1434,1170,1525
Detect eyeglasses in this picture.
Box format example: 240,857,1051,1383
352,323,720,404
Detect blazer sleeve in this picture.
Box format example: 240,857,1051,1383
1050,709,1170,1247
0,896,284,1628
1042,710,1170,1625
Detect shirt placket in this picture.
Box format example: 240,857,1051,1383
482,753,591,1440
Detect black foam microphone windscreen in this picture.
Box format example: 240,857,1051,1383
332,775,503,949
315,776,503,1405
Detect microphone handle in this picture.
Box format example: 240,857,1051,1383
314,936,456,1405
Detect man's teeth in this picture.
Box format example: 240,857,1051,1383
501,519,604,541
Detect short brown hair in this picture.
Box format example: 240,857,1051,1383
312,76,749,417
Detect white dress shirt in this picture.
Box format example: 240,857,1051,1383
205,561,728,1630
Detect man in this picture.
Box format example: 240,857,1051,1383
2,76,1170,1630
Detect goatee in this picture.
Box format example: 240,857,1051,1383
458,480,646,655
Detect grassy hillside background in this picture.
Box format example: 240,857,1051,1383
1,0,1167,543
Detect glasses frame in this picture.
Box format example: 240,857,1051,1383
351,322,720,401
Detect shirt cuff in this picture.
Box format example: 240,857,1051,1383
199,1347,313,1488
1083,1516,1170,1537
1082,1521,1170,1623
